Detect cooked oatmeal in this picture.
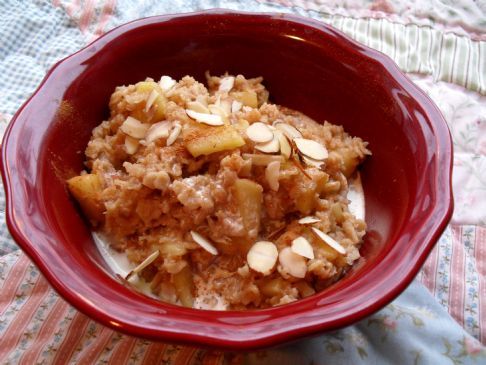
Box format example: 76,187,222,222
67,73,371,310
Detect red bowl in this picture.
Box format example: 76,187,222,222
1,10,453,350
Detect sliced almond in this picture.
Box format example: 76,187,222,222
185,109,224,126
125,136,139,155
120,116,149,139
187,101,210,114
276,131,292,159
144,89,159,112
235,119,250,131
220,99,232,115
291,236,315,259
246,122,274,143
311,227,346,255
242,153,284,166
265,160,280,191
218,76,235,93
255,133,280,153
190,231,218,255
125,250,160,280
214,94,222,106
231,100,243,113
247,241,278,275
145,121,171,143
208,104,229,118
294,138,328,161
159,75,176,92
274,122,302,139
166,123,181,146
302,156,324,168
347,172,365,220
279,247,307,278
298,216,321,225
290,154,312,180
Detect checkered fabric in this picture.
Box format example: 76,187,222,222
0,1,485,364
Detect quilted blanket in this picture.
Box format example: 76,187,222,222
0,1,485,364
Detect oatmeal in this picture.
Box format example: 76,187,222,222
67,73,371,309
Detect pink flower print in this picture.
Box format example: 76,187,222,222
453,158,463,167
479,140,486,155
383,317,397,331
464,337,481,355
370,0,395,13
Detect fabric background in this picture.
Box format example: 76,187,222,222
0,0,485,364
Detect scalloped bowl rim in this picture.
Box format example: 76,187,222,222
0,9,453,350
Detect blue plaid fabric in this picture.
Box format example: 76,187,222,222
0,1,85,116
0,1,485,364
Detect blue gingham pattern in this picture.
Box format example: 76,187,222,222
0,1,485,364
0,0,85,117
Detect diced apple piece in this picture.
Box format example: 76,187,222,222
172,265,194,308
322,181,341,195
67,174,104,224
331,203,344,224
339,148,360,177
295,187,316,215
234,178,263,241
183,123,245,157
232,90,258,108
259,277,287,297
158,241,187,257
309,233,339,261
135,81,167,121
320,243,340,261
294,281,315,298
314,173,329,195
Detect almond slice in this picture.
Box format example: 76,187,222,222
265,160,280,191
120,116,149,139
212,94,230,116
187,101,210,114
125,250,160,280
231,100,243,113
347,172,365,220
279,247,307,278
144,89,159,112
145,121,171,143
298,216,321,225
220,99,232,115
166,123,181,146
247,241,278,275
255,133,280,153
276,131,292,159
291,236,315,259
185,109,224,126
219,76,235,93
125,136,139,154
159,75,176,92
246,122,274,143
242,153,284,166
311,227,346,255
208,104,229,118
302,156,324,168
294,138,328,161
190,231,218,255
274,122,302,139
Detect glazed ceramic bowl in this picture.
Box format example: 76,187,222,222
1,10,453,350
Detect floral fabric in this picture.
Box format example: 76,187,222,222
0,0,485,364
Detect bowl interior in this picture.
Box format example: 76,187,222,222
46,13,416,275
3,11,451,349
